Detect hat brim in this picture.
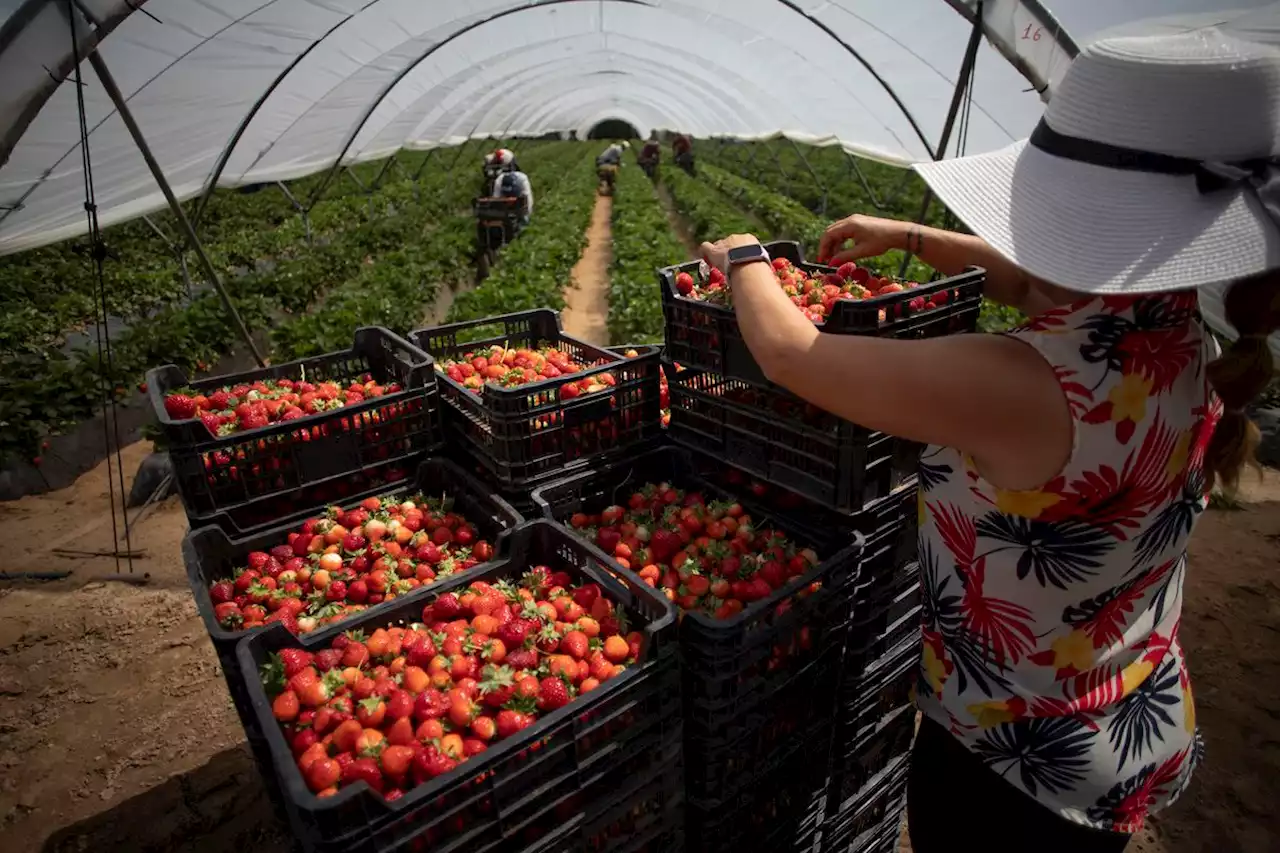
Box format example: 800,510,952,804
913,140,1280,294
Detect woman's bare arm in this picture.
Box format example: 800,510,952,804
704,236,1072,491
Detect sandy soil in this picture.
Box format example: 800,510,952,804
561,194,613,346
0,447,1277,853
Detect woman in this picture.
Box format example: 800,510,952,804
701,27,1280,853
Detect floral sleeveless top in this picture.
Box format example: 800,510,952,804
915,292,1218,833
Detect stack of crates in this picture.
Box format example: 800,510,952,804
659,243,984,851
532,444,864,853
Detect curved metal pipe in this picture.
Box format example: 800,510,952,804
303,0,654,210
193,0,382,226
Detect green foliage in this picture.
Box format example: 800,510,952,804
447,148,598,322
609,166,687,344
976,301,1027,333
661,167,758,245
0,139,558,463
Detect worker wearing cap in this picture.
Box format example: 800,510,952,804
489,150,533,226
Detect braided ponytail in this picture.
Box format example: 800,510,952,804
1204,270,1280,493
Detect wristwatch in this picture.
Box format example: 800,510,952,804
726,243,770,275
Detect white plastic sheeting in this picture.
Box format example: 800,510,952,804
0,0,1276,254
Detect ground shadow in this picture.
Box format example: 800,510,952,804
40,744,293,853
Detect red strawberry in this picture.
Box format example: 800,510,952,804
164,394,197,420
386,689,415,721
414,689,450,721
505,648,538,671
314,648,344,672
496,709,534,738
404,635,437,667
279,648,314,677
200,413,222,436
208,390,232,410
209,581,234,604
537,676,573,711
342,757,384,793
932,289,949,306
412,746,456,781
495,618,534,649
342,533,367,552
430,593,463,621
675,271,695,295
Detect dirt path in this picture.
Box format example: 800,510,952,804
560,194,613,346
654,181,699,259
0,448,1277,852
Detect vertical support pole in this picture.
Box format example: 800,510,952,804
411,148,438,182
371,153,398,190
87,50,265,367
785,136,827,215
897,2,985,276
276,181,312,245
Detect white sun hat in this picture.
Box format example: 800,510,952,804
913,27,1280,295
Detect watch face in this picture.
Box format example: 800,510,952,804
727,244,767,266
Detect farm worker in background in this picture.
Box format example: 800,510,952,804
702,28,1279,853
672,133,694,175
489,151,533,226
481,147,513,195
640,137,661,165
596,142,625,194
596,142,624,167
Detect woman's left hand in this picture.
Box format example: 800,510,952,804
700,234,762,277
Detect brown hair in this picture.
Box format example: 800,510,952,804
1204,269,1280,493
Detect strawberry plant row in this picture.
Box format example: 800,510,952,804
412,309,662,490
699,164,931,283
0,150,489,467
447,147,601,322
661,165,759,246
235,519,682,853
608,162,687,344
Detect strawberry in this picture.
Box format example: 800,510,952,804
341,757,384,793
279,648,314,677
675,271,695,295
209,581,234,604
412,746,457,781
164,393,197,420
537,676,573,711
313,648,344,672
496,709,534,738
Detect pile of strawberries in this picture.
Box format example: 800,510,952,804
210,495,496,635
438,344,617,399
262,568,642,797
621,347,679,428
673,258,950,325
165,375,401,438
566,483,819,620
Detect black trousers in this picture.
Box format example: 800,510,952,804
908,717,1132,853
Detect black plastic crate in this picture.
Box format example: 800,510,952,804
829,703,917,817
660,240,984,387
685,736,829,853
148,327,442,531
530,443,863,804
235,520,681,853
818,754,910,853
182,458,521,786
666,368,921,513
411,310,662,489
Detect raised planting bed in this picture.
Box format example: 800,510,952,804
235,519,681,853
411,310,661,489
531,443,863,830
149,326,442,532
660,240,984,388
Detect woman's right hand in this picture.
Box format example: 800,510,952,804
817,215,909,265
